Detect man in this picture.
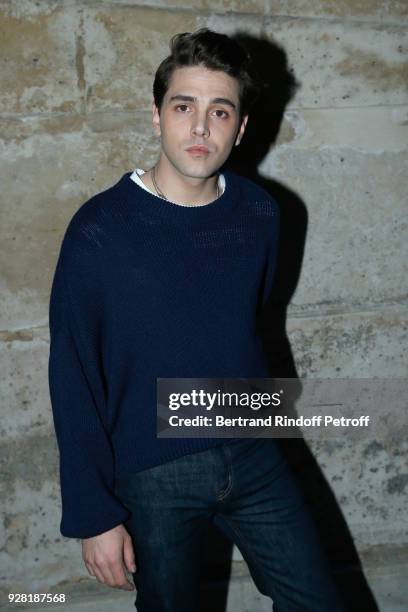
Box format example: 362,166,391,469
48,28,347,611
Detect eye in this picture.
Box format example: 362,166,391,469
175,104,190,112
213,109,229,119
174,105,229,118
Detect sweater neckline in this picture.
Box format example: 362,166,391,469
117,168,240,227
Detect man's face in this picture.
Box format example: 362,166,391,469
152,65,248,179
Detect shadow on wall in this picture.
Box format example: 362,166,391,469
198,32,380,612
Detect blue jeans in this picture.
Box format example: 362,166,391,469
113,438,347,611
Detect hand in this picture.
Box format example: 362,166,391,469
82,523,136,591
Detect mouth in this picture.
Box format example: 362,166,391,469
186,146,210,155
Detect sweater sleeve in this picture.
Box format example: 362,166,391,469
48,247,130,539
261,200,280,308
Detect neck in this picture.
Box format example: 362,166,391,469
146,156,220,206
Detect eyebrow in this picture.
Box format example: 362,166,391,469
168,94,237,110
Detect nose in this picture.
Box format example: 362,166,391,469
191,110,210,139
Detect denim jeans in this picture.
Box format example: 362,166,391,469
113,438,347,611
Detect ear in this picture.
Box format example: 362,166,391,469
152,100,161,138
235,114,249,146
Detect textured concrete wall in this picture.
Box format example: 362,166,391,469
0,0,407,609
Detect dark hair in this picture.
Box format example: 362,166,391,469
153,28,264,122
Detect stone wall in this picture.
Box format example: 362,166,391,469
1,1,407,609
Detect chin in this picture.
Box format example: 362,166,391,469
177,161,221,180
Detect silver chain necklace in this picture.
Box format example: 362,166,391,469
149,165,220,202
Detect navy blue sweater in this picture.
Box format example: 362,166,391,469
48,168,279,538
